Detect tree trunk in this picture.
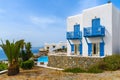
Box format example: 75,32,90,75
8,63,19,76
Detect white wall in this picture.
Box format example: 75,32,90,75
67,14,83,55
44,42,67,53
66,3,119,57
67,14,83,31
82,3,113,56
119,10,120,53
112,5,120,54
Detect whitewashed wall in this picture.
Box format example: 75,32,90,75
67,14,82,55
44,42,67,52
67,3,120,56
112,5,120,54
119,10,120,53
82,3,113,56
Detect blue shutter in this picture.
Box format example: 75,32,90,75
100,42,104,56
79,44,82,55
71,44,74,52
88,43,92,56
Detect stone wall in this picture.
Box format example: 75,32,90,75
48,55,103,70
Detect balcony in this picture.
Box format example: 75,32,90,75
84,27,105,37
66,31,82,40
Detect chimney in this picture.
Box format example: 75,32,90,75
107,0,111,3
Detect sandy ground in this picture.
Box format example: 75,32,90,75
0,66,120,80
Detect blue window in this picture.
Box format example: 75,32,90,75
79,44,82,55
62,46,65,49
100,42,104,56
88,43,92,56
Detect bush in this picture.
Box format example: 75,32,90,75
0,63,8,71
87,54,120,73
63,67,103,73
97,61,108,70
63,68,86,73
103,54,120,71
20,60,34,69
87,64,103,73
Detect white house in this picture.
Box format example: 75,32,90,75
66,3,120,57
44,41,67,53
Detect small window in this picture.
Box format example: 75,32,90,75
53,46,56,48
47,47,49,49
62,46,65,49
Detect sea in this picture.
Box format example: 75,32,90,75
0,47,42,61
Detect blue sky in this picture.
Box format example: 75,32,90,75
0,0,120,47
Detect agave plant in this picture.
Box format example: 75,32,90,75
0,39,24,76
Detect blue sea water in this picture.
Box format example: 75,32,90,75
0,47,42,61
0,50,7,61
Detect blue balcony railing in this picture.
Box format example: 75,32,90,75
66,31,82,39
84,27,105,37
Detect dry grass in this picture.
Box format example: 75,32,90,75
0,66,120,80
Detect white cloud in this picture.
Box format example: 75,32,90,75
30,16,55,24
29,16,64,29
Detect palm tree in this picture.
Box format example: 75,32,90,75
0,39,24,76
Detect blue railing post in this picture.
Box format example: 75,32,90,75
66,31,82,39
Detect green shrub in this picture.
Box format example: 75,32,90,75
87,54,120,73
103,54,120,71
63,68,86,73
0,63,8,71
63,67,103,73
97,61,108,70
20,60,34,69
87,64,103,73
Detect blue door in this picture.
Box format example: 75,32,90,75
92,18,100,35
88,43,92,56
92,18,100,27
79,44,82,55
71,44,74,52
100,42,104,56
74,25,80,32
74,25,80,38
